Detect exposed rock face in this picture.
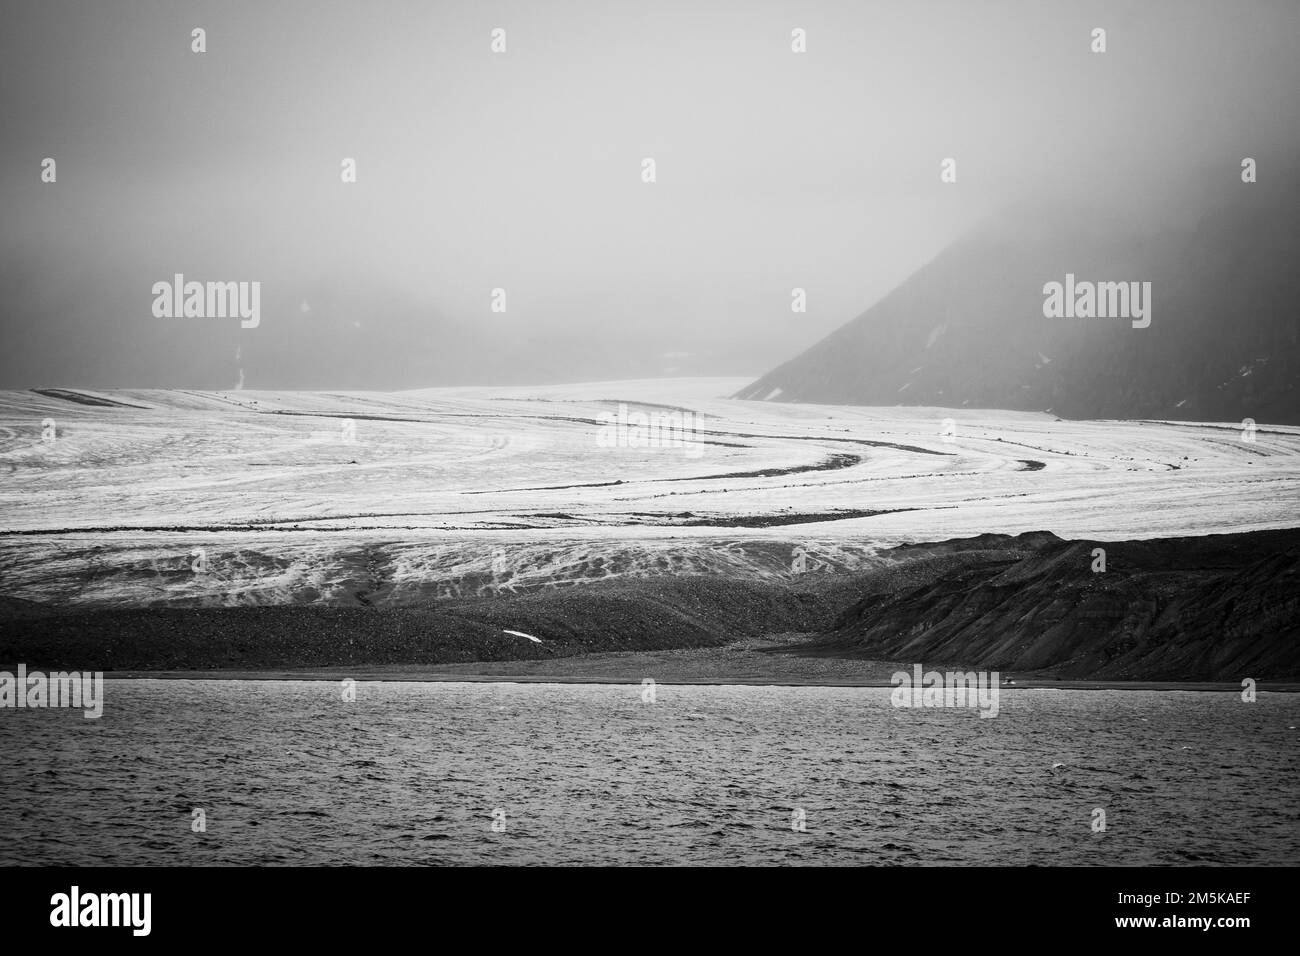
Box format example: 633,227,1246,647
808,530,1300,680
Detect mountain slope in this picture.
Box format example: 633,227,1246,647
738,171,1300,424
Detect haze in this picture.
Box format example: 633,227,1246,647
1,0,1297,388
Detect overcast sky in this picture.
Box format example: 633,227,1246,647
2,0,1298,388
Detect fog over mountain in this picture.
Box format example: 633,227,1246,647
2,0,1299,393
739,164,1300,424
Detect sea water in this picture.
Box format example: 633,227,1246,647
0,680,1295,865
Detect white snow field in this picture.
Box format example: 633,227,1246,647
0,378,1296,607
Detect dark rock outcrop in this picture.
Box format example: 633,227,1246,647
807,530,1300,680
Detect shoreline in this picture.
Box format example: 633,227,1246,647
93,667,1300,693
11,632,1299,692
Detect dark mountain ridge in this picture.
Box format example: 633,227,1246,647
738,167,1300,424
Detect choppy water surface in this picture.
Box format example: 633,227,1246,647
1,681,1296,865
